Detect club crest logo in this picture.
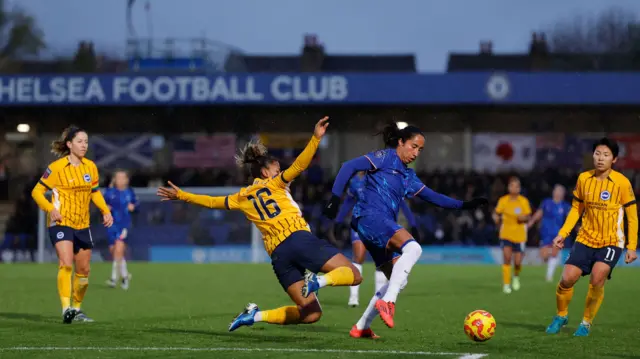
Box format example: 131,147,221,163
56,232,64,239
600,190,611,201
83,174,91,183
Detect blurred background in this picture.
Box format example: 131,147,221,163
1,0,640,265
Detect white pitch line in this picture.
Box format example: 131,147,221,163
1,347,487,358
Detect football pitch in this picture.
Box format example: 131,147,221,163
1,263,638,359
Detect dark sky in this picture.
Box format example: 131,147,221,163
19,0,640,72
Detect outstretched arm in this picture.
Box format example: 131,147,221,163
158,181,236,210
414,185,463,209
277,117,329,185
407,173,486,210
331,157,373,197
177,191,231,209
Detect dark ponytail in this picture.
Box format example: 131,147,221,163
376,122,424,148
235,139,278,179
50,125,86,157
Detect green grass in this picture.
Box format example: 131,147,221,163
0,263,638,359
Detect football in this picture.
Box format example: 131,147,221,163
463,310,496,342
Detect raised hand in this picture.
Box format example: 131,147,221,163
313,116,330,139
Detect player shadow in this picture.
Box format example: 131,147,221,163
279,324,338,333
498,320,544,332
148,327,313,344
0,312,57,323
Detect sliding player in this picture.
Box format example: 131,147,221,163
320,122,487,336
335,172,418,307
546,138,637,337
157,117,362,332
492,177,531,294
31,125,113,323
528,184,571,282
105,170,138,290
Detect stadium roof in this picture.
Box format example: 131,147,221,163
447,34,640,72
233,54,417,72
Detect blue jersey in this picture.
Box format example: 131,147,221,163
353,149,425,221
336,172,417,227
539,198,571,238
347,175,366,201
104,187,138,228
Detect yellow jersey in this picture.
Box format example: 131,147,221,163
495,194,531,243
559,170,638,250
178,136,320,255
32,157,111,230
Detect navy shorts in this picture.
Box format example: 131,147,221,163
270,230,340,291
565,242,622,279
48,226,94,254
500,239,525,253
107,226,129,246
352,216,402,268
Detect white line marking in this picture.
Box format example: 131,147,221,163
1,347,487,357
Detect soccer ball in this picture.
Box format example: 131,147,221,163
463,310,496,342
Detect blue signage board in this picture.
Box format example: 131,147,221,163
1,72,639,105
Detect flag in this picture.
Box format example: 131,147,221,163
472,133,536,173
90,134,155,169
608,134,640,169
172,134,237,168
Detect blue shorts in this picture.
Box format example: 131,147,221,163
270,230,340,291
108,227,129,246
350,229,361,243
48,226,93,254
565,242,622,279
500,239,525,253
352,216,402,268
540,234,555,247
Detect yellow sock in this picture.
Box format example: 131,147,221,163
322,266,356,287
57,266,73,309
514,264,521,277
259,306,301,325
502,264,511,285
556,283,574,317
72,273,89,310
583,284,604,324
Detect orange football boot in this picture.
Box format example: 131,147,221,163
349,325,380,339
375,299,395,328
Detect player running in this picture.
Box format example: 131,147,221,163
320,123,487,336
527,184,571,282
31,125,113,323
546,138,638,337
104,170,138,290
492,176,532,294
157,117,362,332
334,172,418,307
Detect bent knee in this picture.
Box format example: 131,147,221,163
74,263,91,276
351,266,363,285
300,309,322,324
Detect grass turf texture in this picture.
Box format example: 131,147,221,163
0,263,638,359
